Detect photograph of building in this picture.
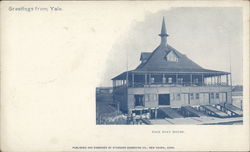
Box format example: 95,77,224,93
96,17,243,125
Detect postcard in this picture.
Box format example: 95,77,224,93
1,1,249,151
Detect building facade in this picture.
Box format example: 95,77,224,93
112,18,232,118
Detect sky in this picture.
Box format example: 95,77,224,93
101,7,243,86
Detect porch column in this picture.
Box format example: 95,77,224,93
149,74,151,85
145,74,147,85
230,74,232,86
132,73,134,87
201,74,204,86
176,74,178,85
162,74,166,84
218,75,221,85
217,76,219,85
126,72,129,87
211,76,213,85
220,76,222,85
190,74,192,86
154,109,158,119
226,74,229,86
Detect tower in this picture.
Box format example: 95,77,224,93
158,17,169,46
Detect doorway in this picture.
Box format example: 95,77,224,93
158,94,170,105
134,95,144,107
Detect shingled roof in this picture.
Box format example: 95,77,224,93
135,44,205,72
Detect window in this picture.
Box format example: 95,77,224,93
190,93,194,100
162,77,166,83
134,95,144,107
168,77,172,83
177,78,183,84
176,93,181,100
194,78,199,84
151,77,155,83
166,51,178,62
195,93,199,99
216,93,219,99
211,93,214,99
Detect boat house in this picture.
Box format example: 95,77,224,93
112,18,232,118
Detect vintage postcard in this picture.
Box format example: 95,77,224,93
1,1,249,151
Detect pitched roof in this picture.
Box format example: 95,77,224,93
135,44,206,72
112,18,229,80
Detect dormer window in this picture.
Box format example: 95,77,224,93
166,51,178,62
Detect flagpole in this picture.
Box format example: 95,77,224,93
229,48,233,104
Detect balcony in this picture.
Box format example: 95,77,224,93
113,72,231,89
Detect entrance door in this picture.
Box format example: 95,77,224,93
134,95,144,107
158,94,170,105
183,93,189,105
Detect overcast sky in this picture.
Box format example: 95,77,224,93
101,7,243,86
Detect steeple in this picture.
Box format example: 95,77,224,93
159,17,169,46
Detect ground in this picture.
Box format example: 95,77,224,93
96,93,127,124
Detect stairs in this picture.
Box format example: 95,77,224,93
159,107,184,119
202,105,229,118
218,103,243,116
182,106,207,117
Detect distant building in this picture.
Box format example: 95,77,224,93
232,85,243,109
96,87,113,103
112,18,232,118
96,87,113,94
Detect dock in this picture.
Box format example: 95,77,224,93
201,105,229,118
149,116,243,125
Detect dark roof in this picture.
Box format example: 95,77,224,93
135,44,228,74
140,52,152,61
112,44,229,80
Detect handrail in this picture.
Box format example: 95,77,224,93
129,82,230,88
113,82,230,88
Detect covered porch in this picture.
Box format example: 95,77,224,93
112,71,231,88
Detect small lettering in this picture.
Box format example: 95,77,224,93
8,6,63,12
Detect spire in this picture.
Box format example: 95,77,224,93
159,17,169,45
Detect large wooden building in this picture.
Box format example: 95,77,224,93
112,18,232,118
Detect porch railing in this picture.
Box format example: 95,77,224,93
129,82,229,88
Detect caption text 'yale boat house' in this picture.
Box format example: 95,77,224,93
112,18,232,118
